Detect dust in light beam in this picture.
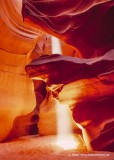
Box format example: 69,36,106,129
55,101,79,150
51,36,78,150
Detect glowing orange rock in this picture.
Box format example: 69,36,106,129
26,50,114,151
22,0,114,58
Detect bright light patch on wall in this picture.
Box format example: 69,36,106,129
51,36,62,54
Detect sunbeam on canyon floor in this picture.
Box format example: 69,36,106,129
0,135,113,160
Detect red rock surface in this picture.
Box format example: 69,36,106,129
26,50,114,151
0,0,114,154
0,0,75,143
22,0,114,151
22,0,114,58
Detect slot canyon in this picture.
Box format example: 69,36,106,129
0,0,114,159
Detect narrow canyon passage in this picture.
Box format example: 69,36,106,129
0,0,114,159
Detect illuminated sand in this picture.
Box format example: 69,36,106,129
0,135,113,160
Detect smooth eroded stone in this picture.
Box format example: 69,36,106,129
26,50,114,151
22,0,114,58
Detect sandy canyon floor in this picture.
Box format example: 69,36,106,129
0,135,113,160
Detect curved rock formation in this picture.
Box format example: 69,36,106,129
22,0,114,58
0,0,75,142
25,50,114,151
22,0,114,151
0,0,114,153
0,0,46,141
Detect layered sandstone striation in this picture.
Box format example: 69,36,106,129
23,0,114,151
25,50,114,151
0,0,74,142
0,0,114,152
22,0,114,58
